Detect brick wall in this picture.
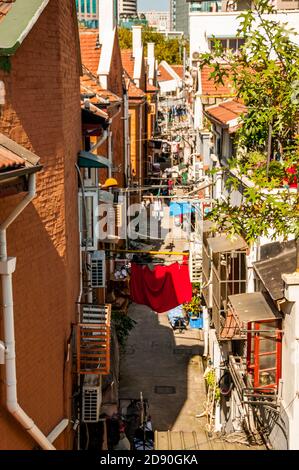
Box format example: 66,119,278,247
0,0,81,450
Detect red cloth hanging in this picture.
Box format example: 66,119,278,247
130,261,192,313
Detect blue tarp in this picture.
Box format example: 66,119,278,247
169,202,194,217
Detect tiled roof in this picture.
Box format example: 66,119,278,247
171,65,184,79
79,29,101,76
0,1,15,23
201,65,235,97
80,71,121,103
121,49,135,79
146,82,159,93
204,99,246,132
157,63,173,82
0,132,40,175
0,146,25,171
123,70,145,99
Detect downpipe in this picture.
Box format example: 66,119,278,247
0,173,55,450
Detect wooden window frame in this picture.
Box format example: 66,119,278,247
246,319,282,390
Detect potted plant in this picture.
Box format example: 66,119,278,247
183,295,203,329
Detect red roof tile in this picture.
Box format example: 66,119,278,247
79,30,101,76
171,65,184,79
157,63,173,82
121,49,135,79
0,145,25,171
201,65,235,97
80,71,121,103
146,82,159,93
0,1,15,23
205,99,246,131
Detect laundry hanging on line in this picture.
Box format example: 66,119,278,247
130,260,192,313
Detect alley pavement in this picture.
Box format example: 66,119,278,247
119,221,265,450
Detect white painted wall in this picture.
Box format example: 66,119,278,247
189,11,299,57
274,274,299,450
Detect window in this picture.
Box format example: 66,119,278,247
209,37,245,53
247,320,282,390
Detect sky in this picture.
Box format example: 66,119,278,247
137,0,169,11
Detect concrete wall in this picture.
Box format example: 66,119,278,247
0,0,81,450
189,11,299,57
272,277,299,450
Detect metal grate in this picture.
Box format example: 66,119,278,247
154,386,176,395
91,251,105,288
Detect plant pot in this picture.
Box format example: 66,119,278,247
188,312,203,329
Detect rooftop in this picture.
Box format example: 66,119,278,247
79,29,101,76
0,132,41,180
0,0,49,55
157,63,173,82
201,65,235,97
253,240,297,301
0,0,15,24
121,49,135,80
204,99,246,132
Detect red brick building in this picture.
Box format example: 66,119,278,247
0,0,81,449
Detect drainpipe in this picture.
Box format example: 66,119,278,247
0,173,55,450
139,99,146,200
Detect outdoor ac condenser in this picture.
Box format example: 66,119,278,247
82,375,102,423
90,251,106,288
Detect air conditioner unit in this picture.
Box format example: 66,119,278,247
91,251,106,288
78,189,98,251
82,375,102,423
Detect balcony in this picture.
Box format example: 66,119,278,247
77,304,111,375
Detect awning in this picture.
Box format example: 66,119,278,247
220,292,281,340
229,292,280,323
207,233,247,253
78,151,111,169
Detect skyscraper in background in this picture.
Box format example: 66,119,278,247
76,0,118,28
119,0,137,15
170,0,189,36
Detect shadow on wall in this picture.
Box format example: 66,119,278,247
0,201,77,450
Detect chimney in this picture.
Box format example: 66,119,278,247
132,25,142,59
98,0,116,46
147,43,155,61
147,43,155,86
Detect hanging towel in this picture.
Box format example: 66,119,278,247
130,261,192,313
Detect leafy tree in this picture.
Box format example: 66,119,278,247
118,27,187,64
200,0,299,265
